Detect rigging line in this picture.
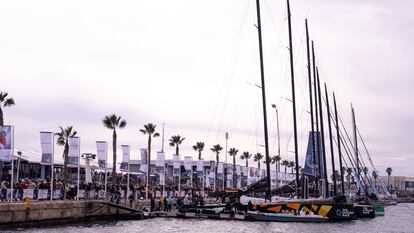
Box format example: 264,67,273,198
334,117,371,189
205,0,250,143
263,1,285,48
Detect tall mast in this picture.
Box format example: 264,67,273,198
312,41,320,196
305,19,316,182
324,83,337,196
316,68,328,197
255,0,271,201
286,0,300,199
351,105,360,182
333,92,345,194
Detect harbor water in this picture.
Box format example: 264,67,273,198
3,204,413,233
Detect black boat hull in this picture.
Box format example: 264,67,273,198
246,202,356,221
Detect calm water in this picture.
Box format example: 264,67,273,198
3,204,414,233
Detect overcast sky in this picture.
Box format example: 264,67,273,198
1,0,413,177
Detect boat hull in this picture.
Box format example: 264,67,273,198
247,201,356,221
246,212,328,223
354,204,375,218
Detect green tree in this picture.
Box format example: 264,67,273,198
331,170,341,182
253,153,264,170
228,148,238,188
281,160,289,174
103,114,127,184
55,126,77,182
271,155,281,173
386,167,393,188
240,151,252,168
192,142,205,160
288,161,295,174
211,144,223,190
139,123,160,195
0,92,15,126
372,170,378,192
169,135,185,155
0,92,15,180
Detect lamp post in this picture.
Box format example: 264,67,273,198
224,132,228,191
272,104,281,187
16,151,22,182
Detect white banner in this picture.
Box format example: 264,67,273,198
184,156,192,171
96,141,107,169
217,162,223,174
38,189,49,200
173,155,180,169
120,145,130,171
40,131,53,165
197,159,204,172
159,174,165,185
68,137,80,166
23,189,34,199
242,166,248,177
156,152,165,167
173,154,180,177
236,165,241,176
140,148,148,172
0,125,13,162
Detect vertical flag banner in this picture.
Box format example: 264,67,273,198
184,156,192,177
120,145,130,171
0,125,13,162
197,159,204,175
197,159,204,189
156,152,165,185
242,166,248,177
96,141,107,169
217,162,223,179
68,137,80,167
209,161,216,187
40,132,53,165
140,148,148,173
173,154,180,177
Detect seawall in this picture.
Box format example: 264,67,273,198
0,200,143,227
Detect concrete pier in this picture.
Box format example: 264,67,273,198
0,200,143,226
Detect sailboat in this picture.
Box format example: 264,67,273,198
239,0,357,222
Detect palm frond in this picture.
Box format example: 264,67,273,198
139,129,147,135
3,98,15,107
0,92,8,102
119,119,127,128
153,132,160,137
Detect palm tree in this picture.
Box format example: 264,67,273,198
240,151,252,168
169,135,185,155
288,161,295,174
271,155,281,173
228,148,238,188
103,114,127,183
0,92,15,126
253,153,264,170
346,167,353,191
386,167,392,188
363,167,368,174
0,92,15,180
139,123,160,195
281,160,289,174
55,126,77,182
372,170,378,191
331,170,340,182
192,142,205,160
211,144,223,190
